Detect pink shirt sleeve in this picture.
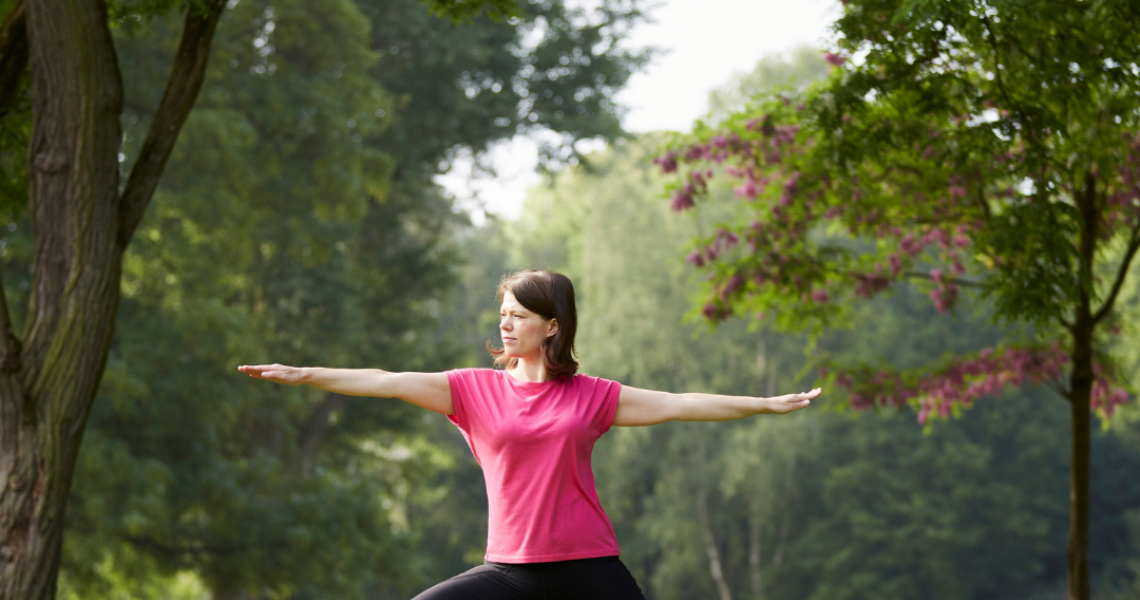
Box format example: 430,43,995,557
582,375,622,436
445,369,470,432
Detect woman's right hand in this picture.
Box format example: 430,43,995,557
238,364,307,386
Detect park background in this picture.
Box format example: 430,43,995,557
1,0,1139,599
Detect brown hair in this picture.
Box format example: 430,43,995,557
487,270,579,380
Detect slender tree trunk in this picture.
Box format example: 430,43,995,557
1067,325,1092,600
696,490,733,600
0,1,225,597
1067,172,1099,600
748,513,762,600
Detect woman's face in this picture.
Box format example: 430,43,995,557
499,291,557,361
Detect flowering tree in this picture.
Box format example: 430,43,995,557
654,1,1140,599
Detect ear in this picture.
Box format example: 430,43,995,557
546,318,559,338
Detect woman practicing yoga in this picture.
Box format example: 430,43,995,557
238,270,819,599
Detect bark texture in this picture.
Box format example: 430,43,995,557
0,1,225,597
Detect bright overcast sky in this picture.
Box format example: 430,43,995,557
437,0,840,221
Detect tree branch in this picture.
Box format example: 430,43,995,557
118,0,226,247
0,0,27,118
1092,219,1140,324
900,271,983,288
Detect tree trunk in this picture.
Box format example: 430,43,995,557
0,0,125,597
748,513,761,600
0,1,225,597
697,490,733,600
1067,328,1092,600
1066,172,1098,600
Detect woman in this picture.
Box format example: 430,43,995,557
238,270,819,599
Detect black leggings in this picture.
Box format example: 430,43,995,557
412,556,646,600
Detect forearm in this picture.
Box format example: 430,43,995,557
300,367,396,397
675,392,771,421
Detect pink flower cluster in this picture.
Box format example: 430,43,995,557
670,169,713,212
1092,363,1130,417
834,345,1131,422
834,345,1084,423
657,107,985,316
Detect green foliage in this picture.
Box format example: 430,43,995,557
656,0,1140,423
503,134,1140,599
39,0,654,595
422,0,522,23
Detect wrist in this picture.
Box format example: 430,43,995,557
298,367,316,384
752,396,771,415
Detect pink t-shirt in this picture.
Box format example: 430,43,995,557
446,368,622,563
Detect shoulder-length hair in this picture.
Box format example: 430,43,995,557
487,270,579,380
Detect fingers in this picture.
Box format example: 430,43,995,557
237,364,287,381
781,388,822,413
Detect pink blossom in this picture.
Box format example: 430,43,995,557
685,250,706,267
888,254,902,276
670,189,694,212
930,283,958,313
653,151,678,174
929,269,944,283
812,289,829,303
824,52,846,67
702,303,727,321
721,274,745,299
735,178,761,200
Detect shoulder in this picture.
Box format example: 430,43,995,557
447,368,503,385
565,373,621,396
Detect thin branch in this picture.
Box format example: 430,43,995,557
117,0,227,247
1092,219,1140,323
980,15,1016,112
900,270,983,288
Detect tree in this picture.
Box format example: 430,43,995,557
653,1,1140,598
0,0,644,596
12,0,651,596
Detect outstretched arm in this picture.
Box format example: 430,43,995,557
612,385,819,427
237,364,453,415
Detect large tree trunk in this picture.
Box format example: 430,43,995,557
0,1,125,597
0,1,225,597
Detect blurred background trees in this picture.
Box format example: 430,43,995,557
0,0,1135,599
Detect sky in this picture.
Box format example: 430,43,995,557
436,0,840,221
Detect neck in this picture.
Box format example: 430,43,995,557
510,357,548,383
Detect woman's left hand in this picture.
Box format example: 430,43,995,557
766,387,822,414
